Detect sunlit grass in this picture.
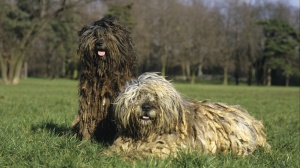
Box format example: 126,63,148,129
0,78,299,167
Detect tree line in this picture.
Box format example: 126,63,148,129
0,0,299,86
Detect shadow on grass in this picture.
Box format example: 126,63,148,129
31,120,73,137
31,121,113,147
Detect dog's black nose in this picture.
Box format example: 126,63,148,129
96,41,104,47
142,103,152,112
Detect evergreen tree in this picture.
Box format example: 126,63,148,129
258,19,299,86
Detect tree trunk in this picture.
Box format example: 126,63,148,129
12,57,24,84
0,51,25,84
161,48,167,77
267,68,271,86
181,63,186,77
235,76,239,85
161,65,166,77
62,58,66,77
0,55,9,84
21,62,28,79
285,74,289,87
234,69,239,85
197,63,203,77
234,62,240,85
247,65,253,86
186,62,190,78
223,66,228,85
191,68,196,84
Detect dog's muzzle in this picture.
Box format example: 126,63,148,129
140,102,156,124
95,41,106,58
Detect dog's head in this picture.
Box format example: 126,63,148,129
114,73,187,139
78,16,136,72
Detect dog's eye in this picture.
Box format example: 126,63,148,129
142,103,152,112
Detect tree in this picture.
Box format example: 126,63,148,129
241,2,264,86
187,1,219,84
0,0,94,84
213,0,238,86
152,0,179,76
258,19,299,86
27,13,80,78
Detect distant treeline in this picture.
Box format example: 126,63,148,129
0,0,299,86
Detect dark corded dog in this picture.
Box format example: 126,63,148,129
72,17,137,143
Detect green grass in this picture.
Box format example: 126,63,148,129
0,78,299,167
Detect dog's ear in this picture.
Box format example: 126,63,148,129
78,23,94,37
78,26,87,37
102,15,118,23
93,16,118,28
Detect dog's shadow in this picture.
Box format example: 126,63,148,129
31,120,72,137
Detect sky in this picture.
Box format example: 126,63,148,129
267,0,299,7
212,0,300,8
288,0,299,7
233,0,299,8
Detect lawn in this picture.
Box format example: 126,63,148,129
0,78,299,167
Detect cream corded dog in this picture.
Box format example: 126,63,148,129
109,73,270,159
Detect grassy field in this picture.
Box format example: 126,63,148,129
0,78,299,167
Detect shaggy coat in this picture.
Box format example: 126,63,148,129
110,73,270,158
72,17,137,142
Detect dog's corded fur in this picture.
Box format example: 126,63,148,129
109,72,270,158
72,16,137,142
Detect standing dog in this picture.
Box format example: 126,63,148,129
72,17,137,142
109,73,270,158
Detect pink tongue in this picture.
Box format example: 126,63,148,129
98,51,105,57
142,116,150,119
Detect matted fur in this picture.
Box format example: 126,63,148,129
109,73,270,158
72,16,137,142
